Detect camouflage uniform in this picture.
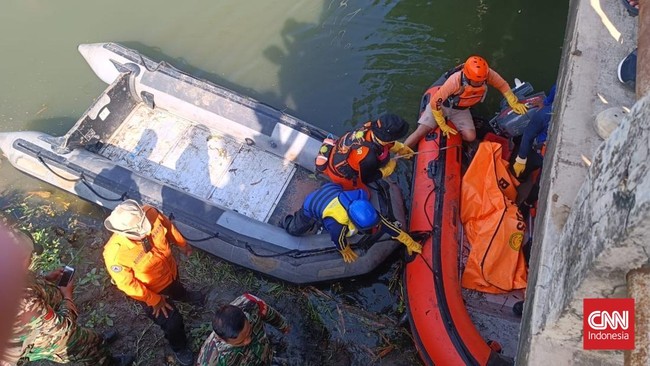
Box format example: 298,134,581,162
0,272,111,366
196,294,289,366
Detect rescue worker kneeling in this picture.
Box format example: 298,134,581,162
315,113,414,193
283,183,422,263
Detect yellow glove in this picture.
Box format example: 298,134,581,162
433,108,458,137
394,231,422,255
504,90,528,115
390,141,414,159
339,245,358,263
379,159,397,178
513,156,527,177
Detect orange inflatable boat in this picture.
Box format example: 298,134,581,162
404,82,516,366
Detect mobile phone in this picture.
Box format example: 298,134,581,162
58,266,75,287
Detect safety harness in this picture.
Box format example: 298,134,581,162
314,123,390,181
441,63,489,110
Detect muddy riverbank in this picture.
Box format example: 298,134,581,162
1,189,421,366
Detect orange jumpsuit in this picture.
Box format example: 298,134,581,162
430,69,510,111
103,206,188,307
418,69,511,133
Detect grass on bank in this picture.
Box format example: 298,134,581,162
1,191,422,365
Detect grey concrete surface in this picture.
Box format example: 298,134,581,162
638,0,649,99
521,96,649,365
517,0,643,364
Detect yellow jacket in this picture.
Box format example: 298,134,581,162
103,206,187,306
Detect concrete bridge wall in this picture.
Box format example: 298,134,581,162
517,0,644,363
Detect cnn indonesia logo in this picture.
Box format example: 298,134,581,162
583,298,635,350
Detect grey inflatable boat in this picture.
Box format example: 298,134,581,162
0,43,406,284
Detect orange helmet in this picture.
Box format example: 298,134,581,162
463,56,489,82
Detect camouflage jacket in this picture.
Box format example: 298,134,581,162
0,272,78,365
196,293,289,366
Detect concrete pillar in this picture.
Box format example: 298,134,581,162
638,0,650,98
625,268,650,366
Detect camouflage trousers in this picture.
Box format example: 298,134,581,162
17,326,111,366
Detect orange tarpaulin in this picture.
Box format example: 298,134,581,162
460,142,528,293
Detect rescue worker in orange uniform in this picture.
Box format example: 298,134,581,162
102,200,202,366
405,56,529,146
317,113,413,192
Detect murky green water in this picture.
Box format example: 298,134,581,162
0,0,568,364
0,0,568,191
0,0,561,206
0,0,567,135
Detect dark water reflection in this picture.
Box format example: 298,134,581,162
0,1,567,136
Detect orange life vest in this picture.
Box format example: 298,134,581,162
442,64,488,110
316,123,391,181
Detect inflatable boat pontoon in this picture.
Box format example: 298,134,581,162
0,43,407,284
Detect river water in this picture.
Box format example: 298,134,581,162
0,0,568,364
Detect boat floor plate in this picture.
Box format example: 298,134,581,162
100,104,296,222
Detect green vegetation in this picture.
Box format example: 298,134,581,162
84,302,117,328
1,192,421,365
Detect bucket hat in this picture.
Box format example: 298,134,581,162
104,199,152,240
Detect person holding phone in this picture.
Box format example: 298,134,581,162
102,199,203,366
0,227,133,366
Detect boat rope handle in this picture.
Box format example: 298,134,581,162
244,243,349,259
393,144,463,159
137,53,164,73
244,243,302,258
423,189,435,229
80,180,127,202
37,154,126,201
37,155,81,182
168,213,221,242
177,230,220,242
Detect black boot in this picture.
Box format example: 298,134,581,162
111,354,135,366
102,329,119,345
186,290,205,306
280,215,293,229
174,348,194,366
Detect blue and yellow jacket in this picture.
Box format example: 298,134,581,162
303,183,402,251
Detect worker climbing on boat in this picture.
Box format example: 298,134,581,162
512,84,557,179
405,55,529,146
315,113,414,193
282,183,422,263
